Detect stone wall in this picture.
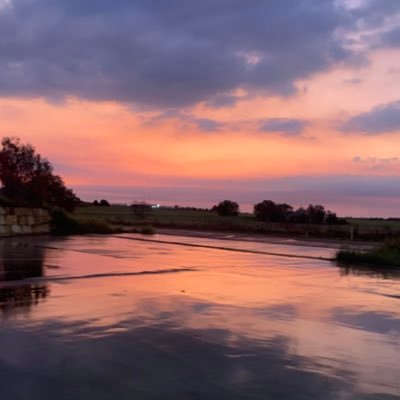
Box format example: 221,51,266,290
0,207,51,236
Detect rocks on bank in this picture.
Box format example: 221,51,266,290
0,207,51,236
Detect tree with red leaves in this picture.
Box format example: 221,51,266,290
0,137,80,211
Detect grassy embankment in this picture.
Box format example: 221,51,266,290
73,205,400,241
51,208,114,235
336,240,400,268
51,207,155,235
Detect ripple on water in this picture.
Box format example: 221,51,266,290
0,235,399,399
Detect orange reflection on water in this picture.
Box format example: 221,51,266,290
1,235,399,396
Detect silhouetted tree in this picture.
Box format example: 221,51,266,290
287,207,309,223
254,200,293,222
93,200,100,206
99,199,110,206
253,199,343,225
306,204,326,224
0,137,80,210
214,200,239,216
325,211,340,224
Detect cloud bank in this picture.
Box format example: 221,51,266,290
0,0,365,108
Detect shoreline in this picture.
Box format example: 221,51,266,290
143,227,379,251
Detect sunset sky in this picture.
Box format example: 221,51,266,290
1,0,400,216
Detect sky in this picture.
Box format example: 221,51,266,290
1,0,400,216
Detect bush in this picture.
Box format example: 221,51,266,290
51,208,113,234
306,204,325,224
75,218,113,234
336,239,400,268
131,203,152,219
51,208,80,234
139,225,156,235
213,200,239,216
253,200,292,222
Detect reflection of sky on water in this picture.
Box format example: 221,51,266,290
0,235,399,399
1,322,356,400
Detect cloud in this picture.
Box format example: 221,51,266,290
351,0,400,28
380,26,400,47
0,0,11,10
353,156,398,164
194,119,224,132
352,156,399,171
205,94,239,109
342,78,363,85
341,100,400,134
351,0,400,49
147,110,224,132
259,119,307,135
149,112,308,134
0,0,362,108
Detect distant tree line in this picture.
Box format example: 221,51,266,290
366,217,400,222
253,201,344,224
211,200,239,216
212,199,345,225
92,199,110,206
173,205,211,212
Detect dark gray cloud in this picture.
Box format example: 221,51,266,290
0,0,362,108
380,26,400,47
205,94,239,109
259,119,307,135
341,100,400,134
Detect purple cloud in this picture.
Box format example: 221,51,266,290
341,101,400,134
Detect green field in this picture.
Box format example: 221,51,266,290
346,218,400,229
74,206,400,241
75,206,257,230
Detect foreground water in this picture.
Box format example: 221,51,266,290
0,234,399,399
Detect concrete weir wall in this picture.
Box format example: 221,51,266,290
0,207,51,236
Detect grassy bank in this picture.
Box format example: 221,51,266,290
51,209,157,235
73,205,400,241
51,209,114,234
336,240,400,268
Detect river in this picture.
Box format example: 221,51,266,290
1,233,399,399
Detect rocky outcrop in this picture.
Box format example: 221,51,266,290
0,207,51,236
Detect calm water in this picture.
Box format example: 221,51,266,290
1,234,399,399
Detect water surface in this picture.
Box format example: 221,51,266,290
1,234,399,399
